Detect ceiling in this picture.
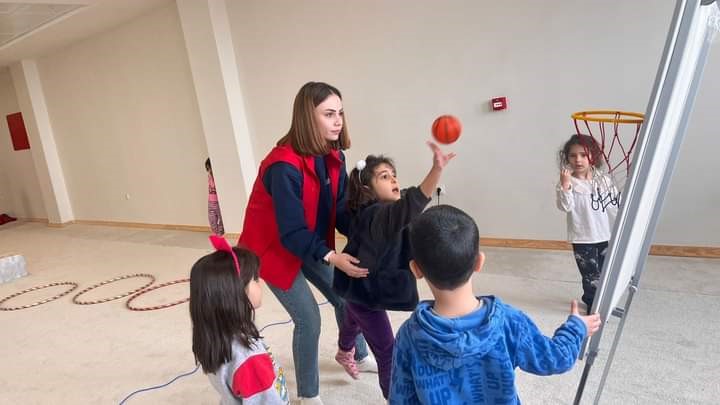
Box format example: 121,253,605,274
0,0,172,68
0,3,84,47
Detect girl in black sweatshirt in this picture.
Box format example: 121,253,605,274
332,141,455,399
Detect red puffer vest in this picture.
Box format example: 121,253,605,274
238,144,342,290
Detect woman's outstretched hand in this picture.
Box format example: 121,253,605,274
328,252,369,278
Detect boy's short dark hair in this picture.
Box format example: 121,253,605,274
409,205,479,290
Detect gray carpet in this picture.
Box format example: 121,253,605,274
0,222,717,404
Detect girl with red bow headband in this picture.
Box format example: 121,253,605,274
190,236,288,404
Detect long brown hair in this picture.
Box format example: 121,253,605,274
189,247,260,373
277,81,351,156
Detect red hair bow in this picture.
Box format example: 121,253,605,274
209,235,241,275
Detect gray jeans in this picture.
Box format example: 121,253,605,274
267,259,369,398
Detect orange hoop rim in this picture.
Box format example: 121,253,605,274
571,110,645,124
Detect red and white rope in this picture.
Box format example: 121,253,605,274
72,274,156,305
0,282,79,311
125,278,190,311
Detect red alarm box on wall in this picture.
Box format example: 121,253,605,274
491,97,507,111
6,112,30,151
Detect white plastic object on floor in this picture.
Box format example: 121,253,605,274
0,254,28,284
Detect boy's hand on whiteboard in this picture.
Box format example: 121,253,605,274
571,300,601,336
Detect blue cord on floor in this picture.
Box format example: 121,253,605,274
117,364,201,405
117,301,329,404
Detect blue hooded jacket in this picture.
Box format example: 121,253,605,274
390,296,587,404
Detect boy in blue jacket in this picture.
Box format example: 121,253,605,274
390,205,601,404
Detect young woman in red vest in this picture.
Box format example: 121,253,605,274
239,82,374,405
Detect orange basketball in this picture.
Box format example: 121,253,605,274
431,115,462,144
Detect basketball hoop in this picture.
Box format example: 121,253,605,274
571,110,644,192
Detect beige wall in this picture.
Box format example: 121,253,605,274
225,0,719,246
37,4,208,226
2,1,716,245
0,68,46,219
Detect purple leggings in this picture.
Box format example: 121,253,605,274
338,301,394,399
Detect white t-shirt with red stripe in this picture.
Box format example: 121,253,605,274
208,338,288,404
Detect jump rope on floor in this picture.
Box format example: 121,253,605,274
117,301,330,405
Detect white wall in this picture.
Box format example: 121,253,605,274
36,3,208,226
0,67,46,219
225,0,719,246
3,0,714,245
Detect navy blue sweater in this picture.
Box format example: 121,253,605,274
263,153,350,264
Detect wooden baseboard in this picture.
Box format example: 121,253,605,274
72,219,211,233
480,237,571,251
18,218,48,223
47,221,73,228
15,220,719,258
479,237,719,259
17,218,73,228
16,217,240,238
649,244,720,259
338,235,717,259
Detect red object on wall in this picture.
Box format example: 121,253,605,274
491,97,507,111
6,112,30,151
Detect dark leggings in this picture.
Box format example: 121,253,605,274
572,241,608,308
